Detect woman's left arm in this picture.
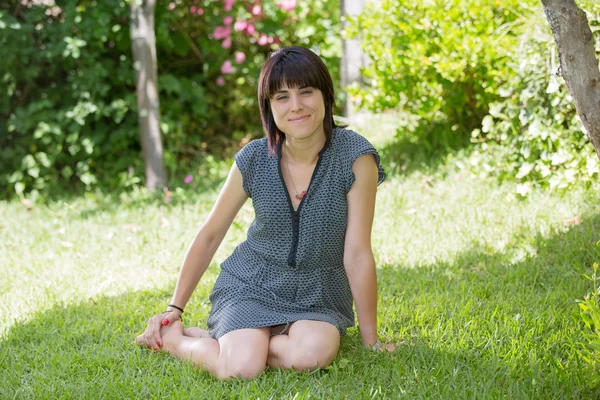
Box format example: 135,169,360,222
344,154,379,348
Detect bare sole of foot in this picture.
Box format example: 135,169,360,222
183,327,212,339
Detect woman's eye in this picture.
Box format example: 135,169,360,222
277,96,288,100
301,90,312,95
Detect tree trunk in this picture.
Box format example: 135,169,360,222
541,0,600,160
341,0,368,118
130,0,168,190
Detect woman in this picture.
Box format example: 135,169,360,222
135,46,393,380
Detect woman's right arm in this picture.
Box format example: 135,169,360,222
142,162,249,349
169,161,249,311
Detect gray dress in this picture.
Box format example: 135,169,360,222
206,127,386,339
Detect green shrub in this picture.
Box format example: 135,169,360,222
345,0,528,146
347,0,599,191
0,0,342,198
469,2,599,194
577,257,600,384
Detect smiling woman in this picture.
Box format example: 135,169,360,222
135,46,392,380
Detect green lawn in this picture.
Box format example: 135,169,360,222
2,117,600,399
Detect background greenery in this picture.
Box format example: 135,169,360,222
346,0,600,192
2,0,598,198
1,0,341,198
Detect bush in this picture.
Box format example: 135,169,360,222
346,0,599,191
469,1,599,194
0,0,342,198
577,257,600,386
345,0,528,146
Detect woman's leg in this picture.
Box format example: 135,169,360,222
267,320,340,371
159,321,270,380
183,327,211,338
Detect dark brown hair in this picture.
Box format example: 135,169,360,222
257,46,343,154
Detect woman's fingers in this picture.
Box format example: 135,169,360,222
377,341,414,352
135,312,182,351
149,316,163,350
160,310,181,327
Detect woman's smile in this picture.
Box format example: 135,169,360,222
289,114,311,123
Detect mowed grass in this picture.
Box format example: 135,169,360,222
1,118,600,399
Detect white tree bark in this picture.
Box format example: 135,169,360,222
341,0,368,118
542,0,600,160
130,0,168,189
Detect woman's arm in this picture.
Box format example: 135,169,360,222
170,161,249,309
344,154,379,347
141,162,249,350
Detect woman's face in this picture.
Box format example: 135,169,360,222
270,83,325,140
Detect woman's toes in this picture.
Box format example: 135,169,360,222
134,334,148,347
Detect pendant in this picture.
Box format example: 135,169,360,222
295,191,307,201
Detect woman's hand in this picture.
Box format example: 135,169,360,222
368,339,410,353
134,310,182,350
375,341,400,352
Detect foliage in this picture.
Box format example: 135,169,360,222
345,0,527,145
346,0,599,192
469,1,600,195
0,0,342,198
577,257,600,372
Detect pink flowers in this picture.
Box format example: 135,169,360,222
234,19,248,32
246,23,256,35
223,16,233,25
216,76,226,87
277,0,297,12
257,34,268,46
251,4,262,16
184,175,193,184
235,51,246,64
220,60,235,74
213,26,231,40
223,0,235,12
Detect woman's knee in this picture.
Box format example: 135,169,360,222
215,356,265,380
291,330,340,370
214,328,269,380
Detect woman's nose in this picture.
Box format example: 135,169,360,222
290,93,302,111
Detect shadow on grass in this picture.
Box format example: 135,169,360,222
374,120,475,180
377,212,600,398
1,216,599,398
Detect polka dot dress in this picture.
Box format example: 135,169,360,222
206,127,386,339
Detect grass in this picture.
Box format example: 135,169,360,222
2,116,600,399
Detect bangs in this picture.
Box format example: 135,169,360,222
259,53,326,100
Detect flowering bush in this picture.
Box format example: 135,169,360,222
0,0,342,197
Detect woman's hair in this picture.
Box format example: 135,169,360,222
257,46,343,154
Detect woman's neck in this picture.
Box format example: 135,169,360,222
283,133,326,165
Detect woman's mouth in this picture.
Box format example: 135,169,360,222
289,115,310,123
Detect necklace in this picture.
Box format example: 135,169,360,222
284,150,307,201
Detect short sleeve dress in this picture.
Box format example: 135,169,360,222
206,127,386,339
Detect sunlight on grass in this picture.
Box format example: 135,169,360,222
1,114,600,398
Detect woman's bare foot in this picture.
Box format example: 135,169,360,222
159,320,184,351
183,327,212,339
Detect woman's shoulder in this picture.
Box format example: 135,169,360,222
331,126,376,153
236,137,268,159
241,136,268,152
